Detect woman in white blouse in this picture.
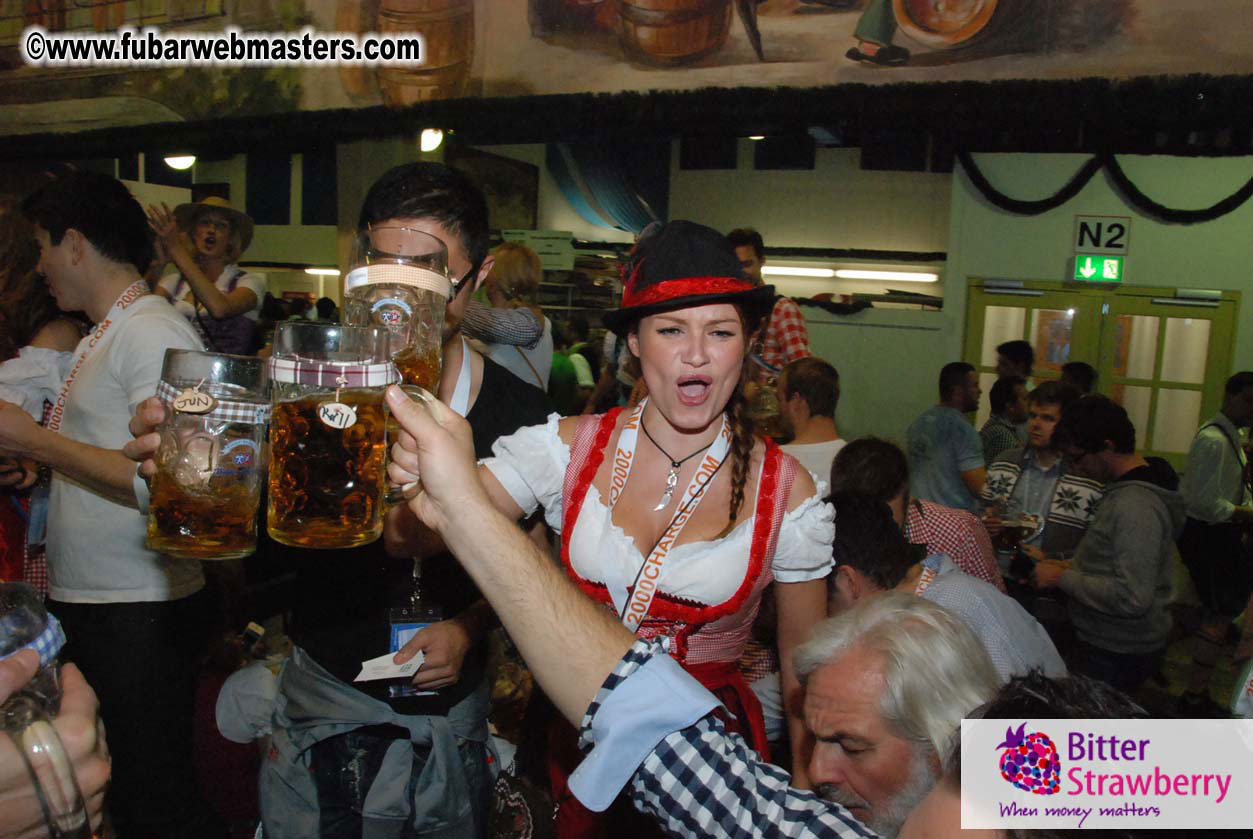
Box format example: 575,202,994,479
389,222,833,832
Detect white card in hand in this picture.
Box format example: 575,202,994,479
354,650,425,682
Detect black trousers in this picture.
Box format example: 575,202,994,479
51,589,223,839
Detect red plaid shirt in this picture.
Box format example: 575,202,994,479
905,498,1005,592
760,297,810,370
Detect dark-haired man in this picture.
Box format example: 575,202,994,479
257,162,551,838
1061,360,1097,394
833,437,1003,591
978,376,1027,465
778,357,845,478
1033,395,1184,694
906,361,985,512
1177,371,1253,717
0,172,213,839
981,381,1102,582
727,227,810,371
827,494,1065,682
995,339,1034,381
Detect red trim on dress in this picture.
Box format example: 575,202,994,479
560,412,783,646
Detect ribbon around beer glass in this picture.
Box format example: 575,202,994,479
344,264,451,298
156,381,271,424
268,357,401,388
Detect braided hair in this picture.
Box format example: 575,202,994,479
721,358,758,535
719,303,769,536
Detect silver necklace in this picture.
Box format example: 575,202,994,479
639,418,715,511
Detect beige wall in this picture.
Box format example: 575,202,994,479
669,141,952,254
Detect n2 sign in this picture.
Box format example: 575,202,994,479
1073,216,1131,255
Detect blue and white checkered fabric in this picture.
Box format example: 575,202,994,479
579,638,881,839
0,613,65,668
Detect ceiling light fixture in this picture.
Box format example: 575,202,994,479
748,135,766,141
420,128,444,152
761,266,836,278
834,269,939,283
164,155,196,170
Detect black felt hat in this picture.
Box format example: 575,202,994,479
602,220,775,336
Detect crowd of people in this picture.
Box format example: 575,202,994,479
0,162,1248,839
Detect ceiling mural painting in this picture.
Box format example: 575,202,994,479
0,0,1249,138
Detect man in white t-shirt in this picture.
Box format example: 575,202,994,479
777,356,846,481
0,172,215,839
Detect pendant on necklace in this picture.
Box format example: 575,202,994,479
654,467,680,512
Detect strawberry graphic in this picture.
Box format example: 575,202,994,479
996,722,1061,795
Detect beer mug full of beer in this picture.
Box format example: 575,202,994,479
343,225,451,390
267,323,397,549
146,350,270,560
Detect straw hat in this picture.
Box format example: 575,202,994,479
173,196,254,253
602,220,775,336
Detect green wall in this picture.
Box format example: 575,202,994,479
946,153,1253,365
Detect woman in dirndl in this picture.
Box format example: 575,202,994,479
473,221,834,836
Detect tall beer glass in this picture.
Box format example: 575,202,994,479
342,225,450,390
146,350,269,560
267,323,397,549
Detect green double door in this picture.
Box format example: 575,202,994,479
965,280,1238,471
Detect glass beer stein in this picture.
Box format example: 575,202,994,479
0,583,91,839
146,350,270,560
267,322,397,549
342,225,450,391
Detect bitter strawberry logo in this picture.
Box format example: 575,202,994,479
997,722,1061,795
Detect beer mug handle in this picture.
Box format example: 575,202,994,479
3,695,91,838
384,384,439,507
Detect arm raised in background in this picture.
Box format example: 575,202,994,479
146,203,257,320
461,301,542,349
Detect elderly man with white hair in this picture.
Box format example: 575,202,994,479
376,386,1002,839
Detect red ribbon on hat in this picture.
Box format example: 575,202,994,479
621,276,756,309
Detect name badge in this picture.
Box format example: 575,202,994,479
318,402,357,429
173,388,216,414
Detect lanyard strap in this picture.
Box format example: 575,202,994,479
914,562,939,596
46,281,149,433
608,399,733,630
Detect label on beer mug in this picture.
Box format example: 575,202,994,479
371,297,413,327
318,402,357,429
173,388,216,414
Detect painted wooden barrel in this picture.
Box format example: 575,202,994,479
376,0,474,106
616,0,733,66
892,0,1020,49
529,0,614,36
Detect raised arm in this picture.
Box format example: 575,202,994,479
385,385,629,721
460,300,542,348
146,203,257,320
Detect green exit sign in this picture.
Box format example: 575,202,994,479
1074,254,1124,283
